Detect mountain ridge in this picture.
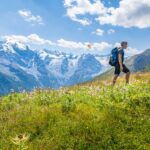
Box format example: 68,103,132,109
1,40,149,95
0,40,109,95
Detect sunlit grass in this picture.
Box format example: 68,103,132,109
0,72,150,149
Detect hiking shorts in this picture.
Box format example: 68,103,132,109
114,64,130,75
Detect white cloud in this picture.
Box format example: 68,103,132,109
114,42,121,48
107,29,115,34
64,0,107,26
96,0,150,28
2,34,141,55
3,35,28,44
18,10,44,25
114,42,141,56
28,34,53,45
2,35,111,52
92,42,112,51
92,29,104,36
58,38,86,49
3,34,54,47
57,38,112,52
126,47,141,56
64,0,150,28
71,17,91,26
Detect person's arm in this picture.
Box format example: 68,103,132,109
118,53,123,71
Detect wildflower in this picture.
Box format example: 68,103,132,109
11,133,30,150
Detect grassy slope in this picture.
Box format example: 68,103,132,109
92,64,150,82
0,73,150,150
92,68,114,81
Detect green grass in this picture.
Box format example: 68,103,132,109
0,73,150,150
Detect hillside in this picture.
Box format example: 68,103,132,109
0,72,150,150
93,49,150,81
127,49,150,71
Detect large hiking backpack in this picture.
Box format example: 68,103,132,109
109,47,119,66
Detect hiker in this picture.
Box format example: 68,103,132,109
109,41,130,86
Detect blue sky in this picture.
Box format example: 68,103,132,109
0,0,150,55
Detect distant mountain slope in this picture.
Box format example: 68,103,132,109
0,40,109,95
93,49,150,81
127,49,150,71
67,54,102,85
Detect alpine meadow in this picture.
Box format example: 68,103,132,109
0,72,150,149
0,0,150,150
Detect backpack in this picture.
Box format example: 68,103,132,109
109,47,119,66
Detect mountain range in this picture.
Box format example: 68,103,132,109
0,40,149,95
0,40,109,95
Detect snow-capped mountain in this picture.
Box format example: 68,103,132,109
0,40,109,95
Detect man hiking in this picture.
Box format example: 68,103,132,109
109,41,130,86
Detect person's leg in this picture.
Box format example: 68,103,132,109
122,64,130,84
112,74,119,86
126,72,130,84
112,64,120,86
